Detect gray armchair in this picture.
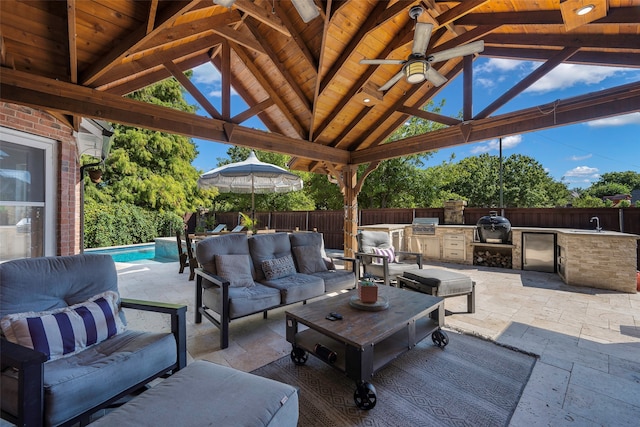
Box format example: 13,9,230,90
356,230,422,285
0,254,186,427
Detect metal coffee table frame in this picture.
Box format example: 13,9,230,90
285,285,447,410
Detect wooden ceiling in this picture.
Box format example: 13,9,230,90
1,0,639,174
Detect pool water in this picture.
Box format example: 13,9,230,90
86,243,156,262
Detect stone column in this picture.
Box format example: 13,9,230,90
444,200,467,224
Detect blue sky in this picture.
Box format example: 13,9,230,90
187,57,640,189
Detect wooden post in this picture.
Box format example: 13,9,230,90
342,165,358,259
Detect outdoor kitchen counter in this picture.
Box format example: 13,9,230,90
403,225,639,294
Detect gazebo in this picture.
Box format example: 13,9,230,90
1,0,639,257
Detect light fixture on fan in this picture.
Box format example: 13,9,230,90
404,60,428,84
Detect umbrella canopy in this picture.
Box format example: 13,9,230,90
198,151,303,219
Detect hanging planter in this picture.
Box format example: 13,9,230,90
88,169,103,183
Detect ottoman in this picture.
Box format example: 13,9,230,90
398,268,475,313
91,360,299,427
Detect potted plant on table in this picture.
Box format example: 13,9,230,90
358,274,378,303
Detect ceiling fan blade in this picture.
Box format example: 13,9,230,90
378,71,405,91
425,67,448,87
412,23,433,55
428,40,485,63
360,59,406,65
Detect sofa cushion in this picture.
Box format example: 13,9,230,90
215,254,255,288
196,233,251,277
292,245,328,274
1,291,125,361
260,274,325,304
262,254,297,280
202,284,281,319
310,270,356,293
248,233,292,280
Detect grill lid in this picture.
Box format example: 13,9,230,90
412,217,438,235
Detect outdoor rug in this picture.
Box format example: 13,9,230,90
251,331,536,427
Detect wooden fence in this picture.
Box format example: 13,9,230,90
206,208,639,258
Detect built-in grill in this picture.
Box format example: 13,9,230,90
476,211,511,243
412,218,439,235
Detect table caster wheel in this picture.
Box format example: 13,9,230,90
432,329,449,348
354,382,377,410
290,346,308,365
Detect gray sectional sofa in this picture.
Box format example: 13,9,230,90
195,232,357,348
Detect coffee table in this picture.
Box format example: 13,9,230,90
285,285,447,410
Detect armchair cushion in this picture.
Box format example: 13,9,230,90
215,255,255,288
1,291,125,361
262,255,297,280
292,245,328,274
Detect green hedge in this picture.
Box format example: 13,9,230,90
84,201,183,249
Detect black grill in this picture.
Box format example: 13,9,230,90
477,211,511,243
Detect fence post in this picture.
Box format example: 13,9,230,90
306,211,309,231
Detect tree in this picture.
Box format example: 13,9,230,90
356,101,446,208
85,76,217,216
446,154,569,207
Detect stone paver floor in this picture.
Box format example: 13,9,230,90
116,258,640,427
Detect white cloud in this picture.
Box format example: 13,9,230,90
587,112,640,127
192,63,221,85
524,64,634,94
564,165,599,178
470,135,522,154
475,58,526,74
569,154,592,161
476,77,495,89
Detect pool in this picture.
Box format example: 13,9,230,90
86,243,157,263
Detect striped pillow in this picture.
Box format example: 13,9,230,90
372,246,395,264
0,291,126,361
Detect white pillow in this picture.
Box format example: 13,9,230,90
0,291,126,361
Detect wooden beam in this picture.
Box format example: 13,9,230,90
483,33,640,51
463,55,472,120
308,0,334,142
454,7,640,26
233,0,291,37
318,1,391,95
475,47,580,120
81,1,200,85
350,80,640,164
231,99,275,124
147,0,159,34
482,47,640,68
244,19,312,111
397,107,461,127
66,0,77,84
436,0,489,27
227,41,308,139
221,40,231,120
272,1,318,71
163,60,222,120
0,68,350,165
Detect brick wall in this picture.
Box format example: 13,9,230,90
0,102,80,255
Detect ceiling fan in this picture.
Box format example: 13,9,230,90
360,6,484,91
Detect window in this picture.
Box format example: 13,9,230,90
0,127,56,260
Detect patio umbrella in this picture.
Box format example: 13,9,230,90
197,151,303,221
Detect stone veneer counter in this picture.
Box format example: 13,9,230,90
402,225,638,294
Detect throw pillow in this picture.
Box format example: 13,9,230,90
0,291,126,361
215,254,255,287
262,255,297,280
372,246,395,264
292,246,329,274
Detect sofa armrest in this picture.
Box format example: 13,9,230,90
194,268,232,349
330,256,359,275
120,299,187,371
1,339,47,427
